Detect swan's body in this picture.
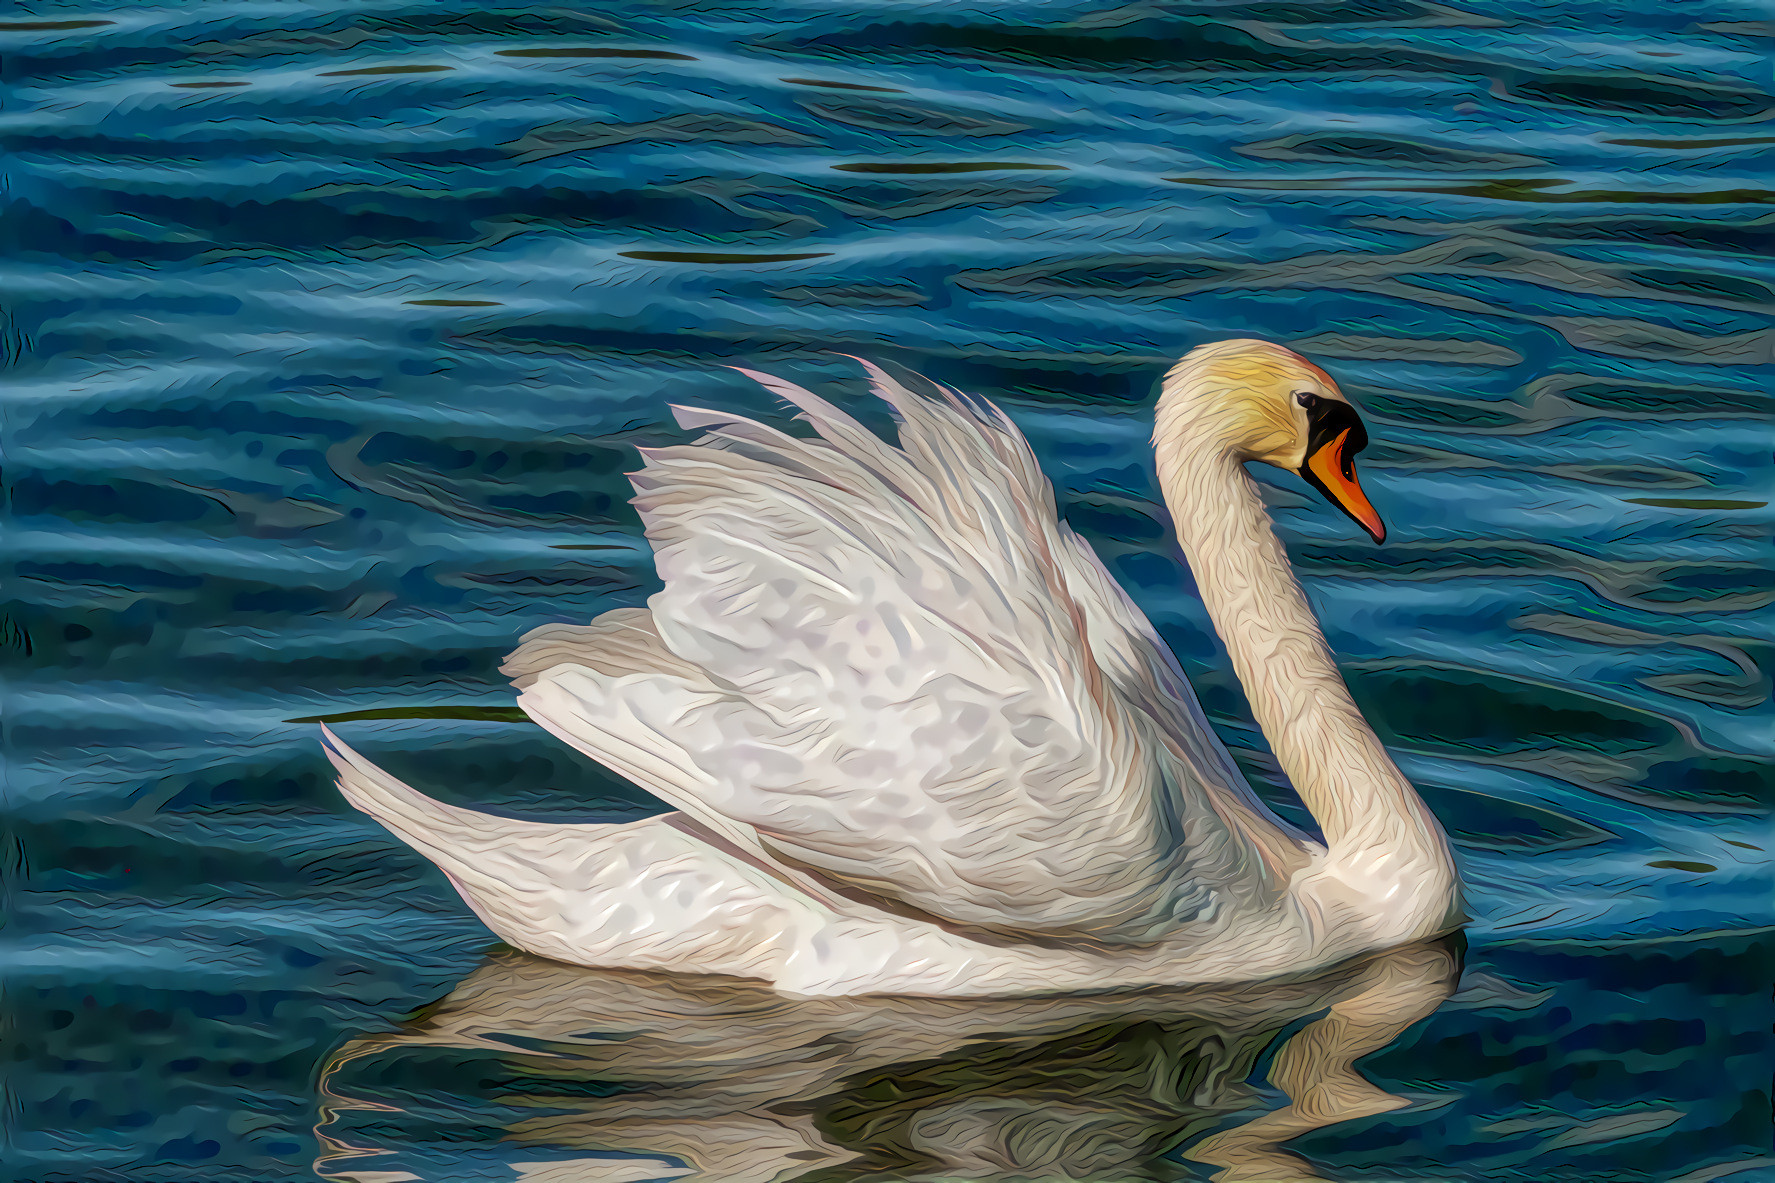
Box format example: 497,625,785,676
327,340,1460,997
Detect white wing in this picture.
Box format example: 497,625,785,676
514,362,1276,942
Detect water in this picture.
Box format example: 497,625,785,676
3,1,1771,1179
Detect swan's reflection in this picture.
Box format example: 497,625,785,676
316,936,1460,1183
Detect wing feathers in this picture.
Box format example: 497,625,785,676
509,363,1275,941
726,365,939,511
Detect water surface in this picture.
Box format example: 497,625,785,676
3,1,1771,1179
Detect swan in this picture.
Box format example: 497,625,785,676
323,338,1462,997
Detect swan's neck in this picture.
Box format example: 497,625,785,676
1154,440,1449,871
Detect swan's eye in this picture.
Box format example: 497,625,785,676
1295,392,1319,410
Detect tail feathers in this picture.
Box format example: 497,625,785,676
322,726,817,980
321,725,570,902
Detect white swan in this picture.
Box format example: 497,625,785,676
324,338,1461,997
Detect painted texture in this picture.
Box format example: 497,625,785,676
3,0,1771,1179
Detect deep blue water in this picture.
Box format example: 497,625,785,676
3,1,1772,1179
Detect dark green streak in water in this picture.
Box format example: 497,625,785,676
290,705,530,724
497,46,696,60
321,64,454,76
835,161,1066,173
783,76,904,93
1167,175,1775,204
1625,497,1765,509
0,18,113,30
620,250,833,263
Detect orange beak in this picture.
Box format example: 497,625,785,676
1304,428,1385,544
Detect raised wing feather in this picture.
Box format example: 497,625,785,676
852,363,1305,876
518,364,1269,942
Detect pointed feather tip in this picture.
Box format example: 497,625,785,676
724,364,791,392
318,723,372,764
831,352,939,417
627,448,663,487
734,355,896,398
724,363,828,412
725,362,875,436
317,723,366,779
831,351,895,389
667,403,734,432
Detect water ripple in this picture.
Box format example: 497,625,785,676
5,1,1771,1178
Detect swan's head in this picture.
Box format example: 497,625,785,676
1155,338,1385,543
